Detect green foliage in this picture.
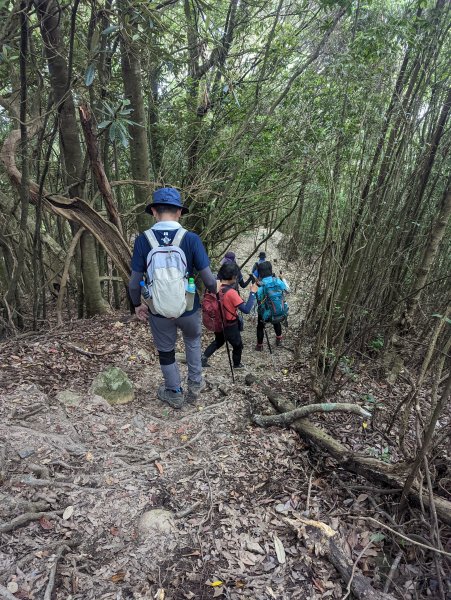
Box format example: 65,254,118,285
368,335,384,352
98,100,141,147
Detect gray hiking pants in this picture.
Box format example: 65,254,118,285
149,310,202,391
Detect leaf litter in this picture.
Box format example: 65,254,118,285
0,230,446,599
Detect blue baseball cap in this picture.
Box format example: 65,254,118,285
145,187,189,215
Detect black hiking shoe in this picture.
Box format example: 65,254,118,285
201,355,209,367
233,363,245,369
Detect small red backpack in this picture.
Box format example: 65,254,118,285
202,287,233,332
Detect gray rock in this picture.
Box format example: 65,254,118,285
137,348,152,361
17,448,35,459
56,390,82,407
138,509,176,535
90,367,134,405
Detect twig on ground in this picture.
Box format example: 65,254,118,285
176,501,202,519
349,516,451,558
60,341,117,358
0,510,63,534
342,542,373,600
306,471,313,512
161,421,213,456
0,445,6,483
13,475,102,491
43,544,69,600
383,551,402,594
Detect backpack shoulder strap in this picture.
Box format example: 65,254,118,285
144,229,159,250
172,227,187,248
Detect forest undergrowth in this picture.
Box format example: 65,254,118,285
0,234,449,600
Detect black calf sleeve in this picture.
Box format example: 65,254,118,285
158,349,175,365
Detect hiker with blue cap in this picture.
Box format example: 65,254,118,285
129,187,218,409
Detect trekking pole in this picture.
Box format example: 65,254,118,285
264,324,272,354
263,322,278,370
216,293,235,383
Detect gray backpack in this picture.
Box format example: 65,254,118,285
144,228,188,318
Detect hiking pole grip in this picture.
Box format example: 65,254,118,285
216,292,235,383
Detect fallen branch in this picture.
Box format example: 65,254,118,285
349,516,451,558
161,428,207,456
176,501,202,519
43,544,69,600
0,510,63,534
56,228,84,327
61,341,117,358
9,426,85,454
245,374,451,525
383,552,402,594
283,516,396,600
0,445,6,483
253,402,370,427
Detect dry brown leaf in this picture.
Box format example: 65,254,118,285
155,461,164,475
111,570,126,583
39,516,53,530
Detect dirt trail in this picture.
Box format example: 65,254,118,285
0,231,433,599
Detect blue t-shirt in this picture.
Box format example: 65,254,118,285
131,226,210,316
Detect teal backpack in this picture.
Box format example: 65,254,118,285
258,278,288,324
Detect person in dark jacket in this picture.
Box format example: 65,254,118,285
129,187,218,409
255,261,289,351
220,251,251,289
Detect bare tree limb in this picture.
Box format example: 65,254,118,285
253,403,371,427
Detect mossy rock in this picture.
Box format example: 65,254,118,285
90,367,134,405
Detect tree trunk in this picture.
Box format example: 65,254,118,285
399,180,451,331
119,2,151,233
33,0,108,316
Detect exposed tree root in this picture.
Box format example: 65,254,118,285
0,510,63,534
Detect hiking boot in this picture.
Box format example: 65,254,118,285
255,343,263,352
157,385,185,409
201,354,210,367
234,363,245,369
186,378,207,403
276,336,283,347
